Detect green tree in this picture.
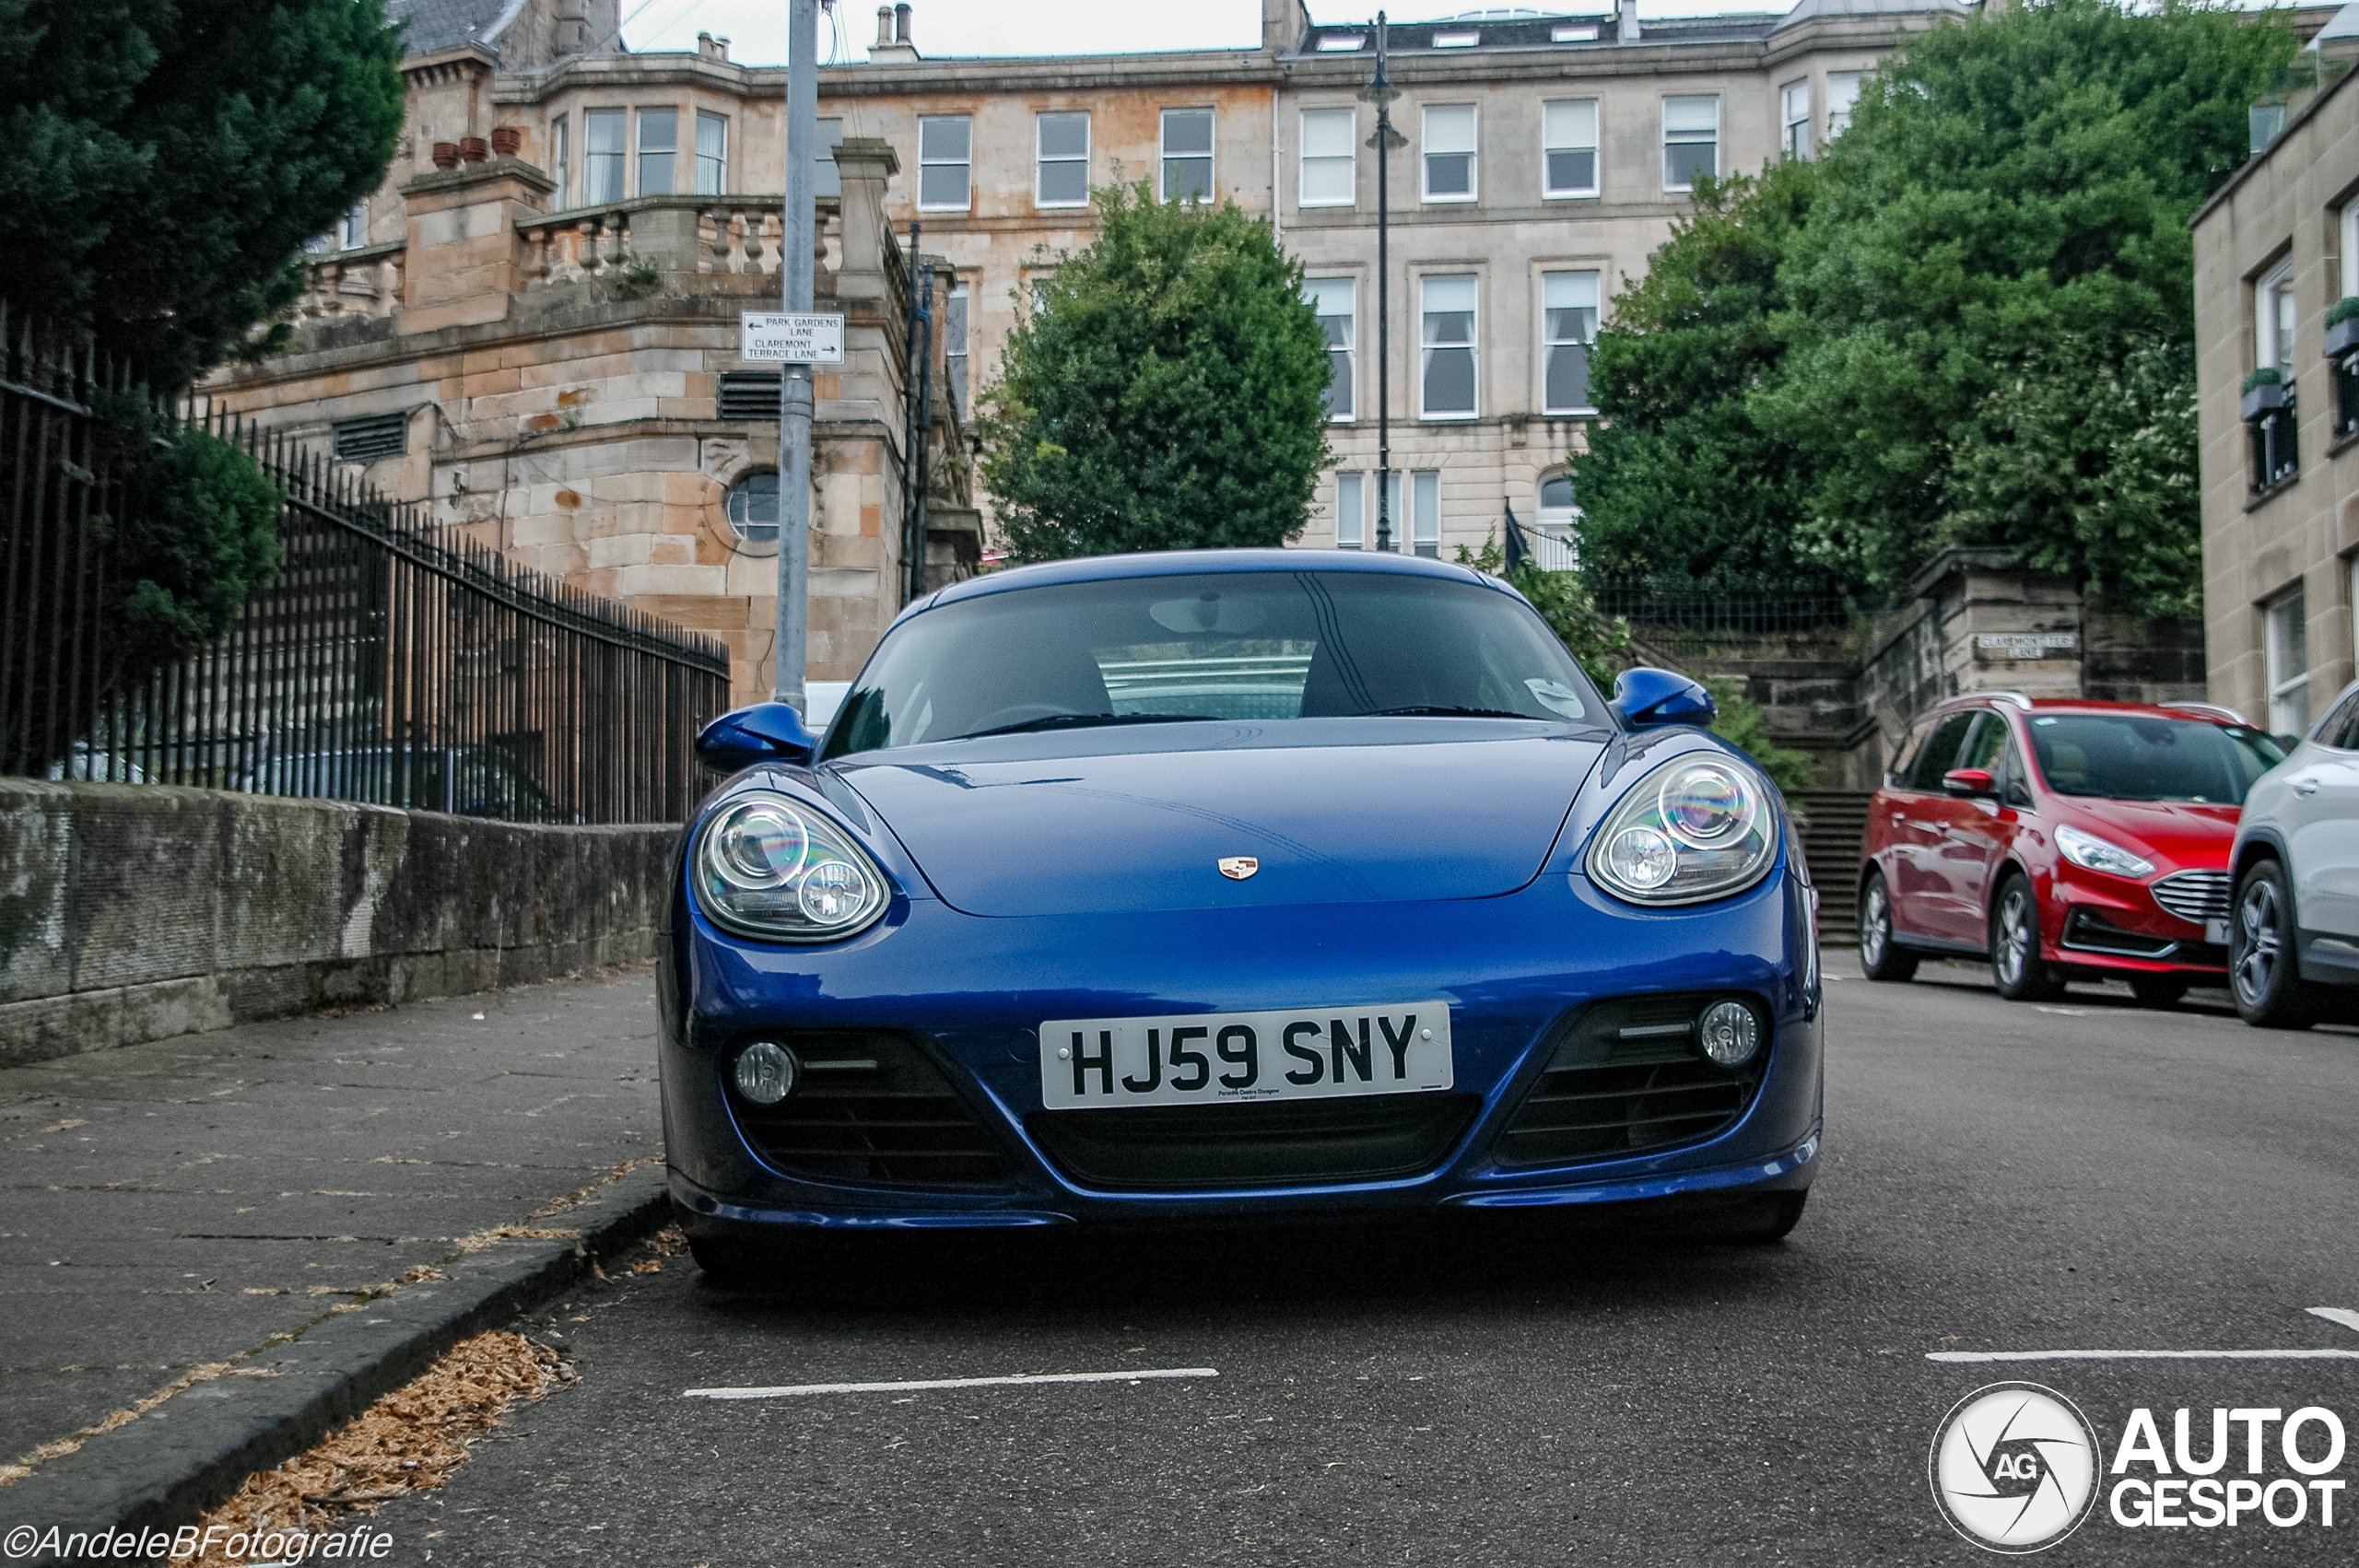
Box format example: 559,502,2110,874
1570,157,1840,590
977,183,1332,561
0,0,408,386
1759,0,2294,598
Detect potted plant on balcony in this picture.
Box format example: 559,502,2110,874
2243,365,2292,419
2327,297,2359,359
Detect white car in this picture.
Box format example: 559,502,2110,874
2229,676,2359,1026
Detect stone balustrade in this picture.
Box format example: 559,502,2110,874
297,241,405,321
518,196,839,289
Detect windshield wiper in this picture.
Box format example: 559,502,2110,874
961,712,1222,740
1369,705,1532,720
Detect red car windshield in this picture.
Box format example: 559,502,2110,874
2025,714,2286,804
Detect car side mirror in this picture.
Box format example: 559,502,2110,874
1942,767,1997,798
1612,667,1718,729
697,702,817,772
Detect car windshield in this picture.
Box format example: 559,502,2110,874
2025,714,2288,803
821,569,1603,758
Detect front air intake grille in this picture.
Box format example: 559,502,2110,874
2061,907,2180,959
728,1031,1015,1188
1493,993,1767,1167
2153,870,2232,925
1027,1094,1481,1191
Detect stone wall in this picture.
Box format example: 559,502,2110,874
0,781,679,1068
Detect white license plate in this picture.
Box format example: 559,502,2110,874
2206,918,2231,945
1039,1002,1454,1109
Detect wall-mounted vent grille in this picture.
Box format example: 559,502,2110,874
719,370,783,422
332,412,406,462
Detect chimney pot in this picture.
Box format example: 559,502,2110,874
1618,0,1641,41
876,5,893,47
895,3,911,44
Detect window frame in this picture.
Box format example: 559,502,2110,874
1541,99,1600,199
945,280,969,419
2267,585,2311,736
1534,473,1579,572
551,114,569,206
1540,269,1601,415
1160,107,1215,205
2257,256,2297,378
695,110,728,196
1662,94,1719,193
1035,111,1092,210
1411,470,1442,557
636,106,678,197
2343,202,2359,303
1299,106,1357,208
1334,472,1366,550
917,114,973,213
581,108,627,205
1826,73,1861,139
1781,79,1812,160
1306,276,1356,423
1419,273,1480,421
1420,102,1479,204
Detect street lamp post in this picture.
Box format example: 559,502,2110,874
1358,13,1404,552
773,0,820,715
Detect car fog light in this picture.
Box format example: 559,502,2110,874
1696,1000,1761,1067
1604,826,1678,890
733,1040,799,1105
797,860,871,923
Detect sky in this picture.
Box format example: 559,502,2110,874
622,0,1791,66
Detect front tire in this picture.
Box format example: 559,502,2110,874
2232,860,2317,1029
1858,872,1919,982
1989,873,2063,1001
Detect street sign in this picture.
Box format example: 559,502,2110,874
740,310,844,364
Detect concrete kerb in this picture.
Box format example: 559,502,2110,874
1,1166,672,1562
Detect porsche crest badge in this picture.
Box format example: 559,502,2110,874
1217,856,1260,881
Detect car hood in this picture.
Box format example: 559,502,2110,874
832,719,1610,917
2056,799,2240,869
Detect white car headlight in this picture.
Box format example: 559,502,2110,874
2054,823,2154,879
1586,751,1779,906
693,790,890,942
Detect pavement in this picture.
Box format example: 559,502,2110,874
349,962,2359,1566
0,967,671,1535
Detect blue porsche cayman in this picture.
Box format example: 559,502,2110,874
659,550,1822,1274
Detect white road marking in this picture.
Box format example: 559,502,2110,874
1928,1349,2359,1363
2308,1306,2359,1335
684,1367,1220,1400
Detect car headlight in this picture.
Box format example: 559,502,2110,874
1586,751,1779,906
2054,823,2154,879
693,790,890,942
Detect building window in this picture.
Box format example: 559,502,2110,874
1664,96,1719,191
1300,108,1356,207
1552,23,1598,42
1318,32,1365,52
638,108,677,196
727,472,780,545
1334,472,1365,549
1433,29,1479,47
812,117,845,197
1826,73,1861,138
2267,586,2309,735
1162,108,1214,204
918,115,971,210
1782,80,1812,159
696,111,727,195
1535,474,1579,571
1421,275,1477,419
1411,471,1441,557
945,282,969,418
552,115,569,205
304,231,331,258
1423,104,1477,202
338,202,365,249
2252,257,2300,490
583,110,625,204
1037,111,1090,207
1542,99,1598,198
1542,271,1600,414
1307,278,1355,421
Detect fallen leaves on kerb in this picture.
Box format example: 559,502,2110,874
186,1330,572,1564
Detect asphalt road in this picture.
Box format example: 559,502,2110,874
369,961,2359,1565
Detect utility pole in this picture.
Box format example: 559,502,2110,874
773,0,819,715
1359,12,1403,552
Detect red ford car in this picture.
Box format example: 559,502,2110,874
1858,696,2289,1004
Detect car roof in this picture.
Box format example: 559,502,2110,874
914,548,1497,615
1926,695,2248,726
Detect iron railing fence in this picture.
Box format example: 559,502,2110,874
1585,573,1891,635
0,302,731,823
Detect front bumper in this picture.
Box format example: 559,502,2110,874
660,851,1824,1236
2044,863,2227,977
